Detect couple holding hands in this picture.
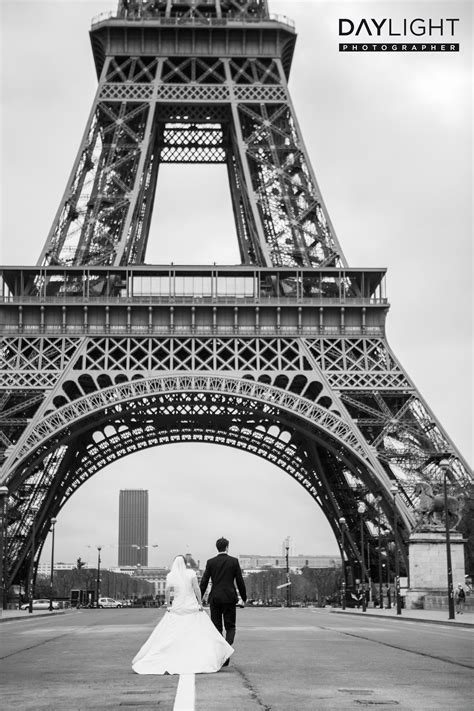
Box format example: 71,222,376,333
132,537,247,674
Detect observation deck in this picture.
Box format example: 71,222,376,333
0,266,388,338
92,0,294,29
90,0,296,78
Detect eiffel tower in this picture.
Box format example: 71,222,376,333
0,0,471,598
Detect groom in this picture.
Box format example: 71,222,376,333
200,537,247,664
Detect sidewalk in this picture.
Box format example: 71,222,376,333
3,606,473,627
0,608,74,623
330,605,474,628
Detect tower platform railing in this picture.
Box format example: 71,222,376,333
0,295,388,306
91,11,295,30
0,323,386,337
0,266,386,303
0,267,388,337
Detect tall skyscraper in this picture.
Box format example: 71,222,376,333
118,490,149,566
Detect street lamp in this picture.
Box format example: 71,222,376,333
339,517,347,610
439,459,456,620
389,485,402,615
131,543,158,567
285,544,290,608
357,502,367,612
376,497,383,609
28,506,39,614
366,538,372,604
384,551,391,609
96,546,102,607
0,486,8,613
48,518,57,612
135,563,142,604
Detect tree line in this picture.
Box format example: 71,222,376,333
244,566,343,606
31,567,155,603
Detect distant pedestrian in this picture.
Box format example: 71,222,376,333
455,584,465,614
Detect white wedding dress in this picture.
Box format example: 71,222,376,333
132,562,233,675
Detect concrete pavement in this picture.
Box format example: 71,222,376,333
330,605,474,628
2,604,473,626
0,607,472,710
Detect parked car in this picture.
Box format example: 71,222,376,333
97,597,122,608
20,599,60,610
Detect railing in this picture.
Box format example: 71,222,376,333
0,266,388,303
0,295,388,306
0,323,385,336
91,11,295,30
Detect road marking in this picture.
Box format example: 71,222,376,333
242,625,322,631
173,674,195,711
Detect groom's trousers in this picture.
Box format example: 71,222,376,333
210,602,237,645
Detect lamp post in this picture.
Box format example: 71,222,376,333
376,498,383,609
28,507,39,614
385,553,391,609
339,517,347,610
357,503,367,612
439,459,456,620
285,544,290,608
0,486,8,614
367,539,372,604
390,485,402,615
136,563,142,604
48,518,57,612
131,543,158,567
96,546,102,607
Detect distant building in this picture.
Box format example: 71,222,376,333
111,553,201,601
239,554,339,572
36,561,85,575
111,566,169,600
118,489,149,566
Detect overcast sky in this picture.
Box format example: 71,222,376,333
1,1,472,570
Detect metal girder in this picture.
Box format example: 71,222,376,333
0,392,45,461
38,13,343,269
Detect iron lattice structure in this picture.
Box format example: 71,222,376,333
0,0,472,594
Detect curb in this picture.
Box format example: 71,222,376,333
330,608,474,629
0,611,68,624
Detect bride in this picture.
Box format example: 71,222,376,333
132,555,233,674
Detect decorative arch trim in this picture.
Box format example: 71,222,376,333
12,374,372,471
63,427,323,510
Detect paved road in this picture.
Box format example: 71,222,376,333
0,607,472,710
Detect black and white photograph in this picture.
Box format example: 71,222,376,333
1,1,472,709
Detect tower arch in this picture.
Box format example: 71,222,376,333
5,373,412,588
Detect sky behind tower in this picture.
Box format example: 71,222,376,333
1,0,472,569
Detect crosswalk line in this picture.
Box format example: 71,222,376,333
173,673,195,711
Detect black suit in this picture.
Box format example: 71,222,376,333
200,552,247,645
